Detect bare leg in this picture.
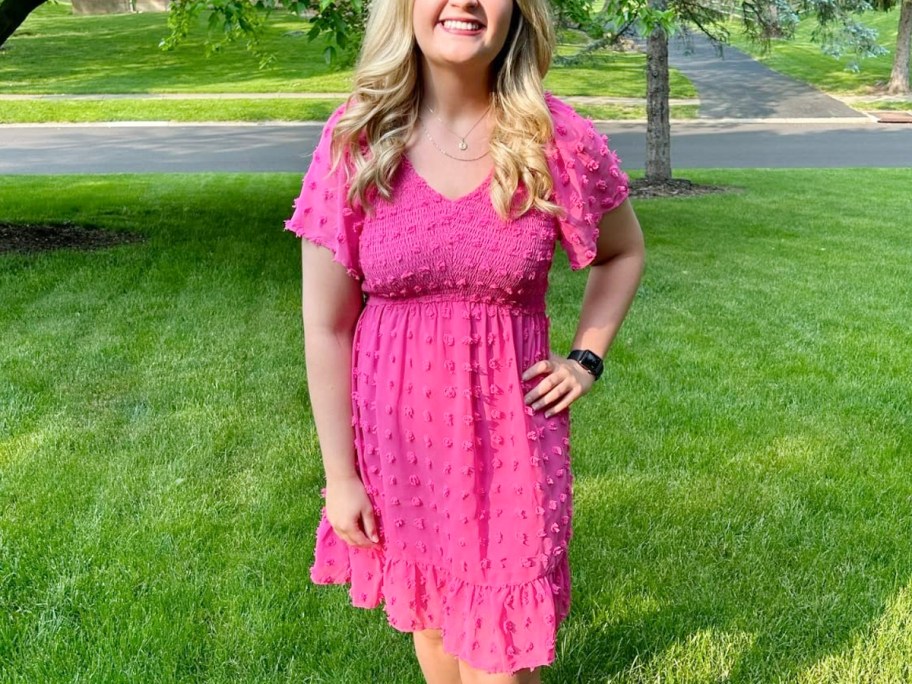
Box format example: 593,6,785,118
413,628,462,684
458,660,542,684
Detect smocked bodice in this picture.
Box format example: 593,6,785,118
359,163,556,309
283,92,630,298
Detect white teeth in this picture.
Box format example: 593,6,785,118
442,20,482,31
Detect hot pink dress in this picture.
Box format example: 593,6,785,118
284,91,629,675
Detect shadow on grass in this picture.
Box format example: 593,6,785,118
546,453,912,682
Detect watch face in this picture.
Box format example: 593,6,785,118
580,351,598,367
570,350,602,378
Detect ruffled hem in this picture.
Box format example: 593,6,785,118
309,513,571,675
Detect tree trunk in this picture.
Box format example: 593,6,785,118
765,2,785,38
0,0,46,48
887,0,912,95
646,2,672,181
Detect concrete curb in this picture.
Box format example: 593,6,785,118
0,116,880,129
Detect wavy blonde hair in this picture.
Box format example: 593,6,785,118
326,0,564,222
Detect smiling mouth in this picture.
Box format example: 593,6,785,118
439,19,485,31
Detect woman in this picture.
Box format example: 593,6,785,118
284,0,645,682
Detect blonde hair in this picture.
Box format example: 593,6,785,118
327,0,563,222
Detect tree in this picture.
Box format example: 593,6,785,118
743,0,905,92
167,0,893,184
166,0,684,181
575,0,891,181
162,0,369,67
646,0,671,181
888,0,912,93
0,0,46,48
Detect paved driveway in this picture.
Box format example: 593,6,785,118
640,31,867,119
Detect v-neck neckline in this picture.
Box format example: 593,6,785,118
401,154,494,204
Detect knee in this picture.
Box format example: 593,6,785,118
413,627,445,644
458,660,542,684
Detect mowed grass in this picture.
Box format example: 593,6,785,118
3,3,695,97
0,3,697,122
0,99,698,123
1,169,911,682
728,6,902,94
0,98,346,124
865,101,912,111
1,2,355,94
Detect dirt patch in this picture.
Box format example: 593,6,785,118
630,177,733,199
0,222,146,254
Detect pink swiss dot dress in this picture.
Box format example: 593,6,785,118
284,91,629,675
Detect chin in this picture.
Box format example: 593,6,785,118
431,47,489,66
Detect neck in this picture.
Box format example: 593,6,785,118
419,59,493,124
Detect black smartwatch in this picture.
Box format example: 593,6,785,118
568,349,604,381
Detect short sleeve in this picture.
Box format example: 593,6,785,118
283,100,364,281
544,91,630,270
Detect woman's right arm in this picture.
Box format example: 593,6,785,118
301,238,363,480
300,240,380,549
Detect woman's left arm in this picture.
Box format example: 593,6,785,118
522,198,645,417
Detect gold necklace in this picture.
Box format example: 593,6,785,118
424,102,491,151
421,123,490,161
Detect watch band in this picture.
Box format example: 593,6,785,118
568,349,604,381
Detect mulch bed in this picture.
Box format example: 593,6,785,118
629,177,733,198
0,222,146,254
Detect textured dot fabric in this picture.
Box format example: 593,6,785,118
284,91,629,675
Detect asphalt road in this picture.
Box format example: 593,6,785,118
663,32,865,119
0,120,910,175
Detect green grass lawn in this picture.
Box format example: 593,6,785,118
0,99,698,123
0,2,697,122
864,101,912,111
728,7,902,95
1,169,911,681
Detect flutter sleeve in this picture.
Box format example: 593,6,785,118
544,91,630,270
283,100,364,281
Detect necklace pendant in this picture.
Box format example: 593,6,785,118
458,140,468,151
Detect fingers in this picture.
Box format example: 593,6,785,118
362,508,381,545
530,376,574,415
520,358,552,382
522,364,560,405
523,357,593,416
544,383,583,416
337,522,374,549
334,508,380,549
